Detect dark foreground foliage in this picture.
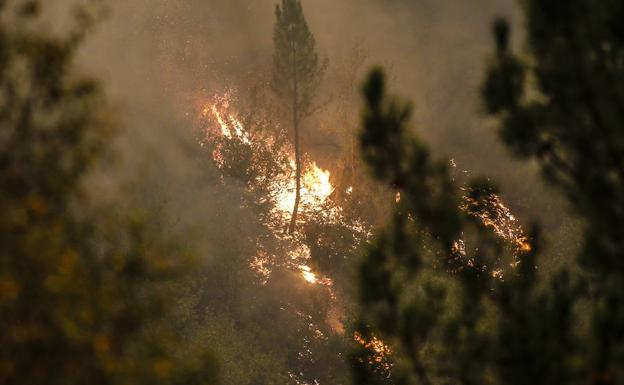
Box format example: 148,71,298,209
0,2,217,384
354,1,624,384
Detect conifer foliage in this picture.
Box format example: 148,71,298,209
354,0,624,385
353,1,624,383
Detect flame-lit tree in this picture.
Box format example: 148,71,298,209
195,9,394,383
272,0,325,234
354,1,624,384
195,90,356,384
0,2,216,384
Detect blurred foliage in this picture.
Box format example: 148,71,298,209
482,1,624,381
0,2,216,384
354,69,510,385
354,1,624,384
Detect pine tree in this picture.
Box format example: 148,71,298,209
353,1,624,384
272,0,324,234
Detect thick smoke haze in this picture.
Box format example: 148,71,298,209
5,2,621,384
73,0,575,262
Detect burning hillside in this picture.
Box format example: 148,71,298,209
192,89,532,381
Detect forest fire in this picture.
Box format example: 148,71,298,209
198,93,334,224
199,93,252,147
450,161,531,275
197,92,336,286
196,92,360,381
462,191,531,254
196,91,530,378
202,103,251,144
9,1,613,385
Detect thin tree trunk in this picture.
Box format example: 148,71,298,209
288,36,301,234
288,82,301,233
288,107,301,234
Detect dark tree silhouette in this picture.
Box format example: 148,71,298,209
482,1,624,382
0,3,216,384
353,2,624,384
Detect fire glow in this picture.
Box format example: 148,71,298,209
459,187,532,277
300,265,317,284
354,332,393,375
195,91,531,377
274,160,334,217
197,92,335,285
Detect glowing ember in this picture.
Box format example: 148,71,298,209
250,251,272,284
450,187,533,279
460,189,532,257
354,331,393,374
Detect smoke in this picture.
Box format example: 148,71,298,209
74,0,522,163
66,0,575,264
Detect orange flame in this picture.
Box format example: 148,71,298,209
198,93,337,286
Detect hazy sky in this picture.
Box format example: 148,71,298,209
77,0,521,162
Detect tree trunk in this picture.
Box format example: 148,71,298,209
287,31,301,235
288,81,301,234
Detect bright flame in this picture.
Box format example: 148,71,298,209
300,265,317,284
196,94,535,381
204,103,251,144
200,93,530,285
201,95,334,226
198,92,449,379
199,93,338,286
274,161,334,216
